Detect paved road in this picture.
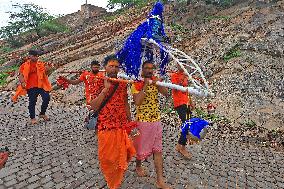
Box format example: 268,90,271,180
0,92,284,189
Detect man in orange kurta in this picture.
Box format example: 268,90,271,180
15,50,52,124
59,60,104,106
171,64,194,159
90,55,136,189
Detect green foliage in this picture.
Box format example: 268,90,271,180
243,119,256,128
0,46,14,53
0,3,69,48
170,23,190,33
0,72,9,86
107,0,150,9
269,128,280,137
0,64,19,86
103,8,125,21
162,107,175,114
37,20,70,36
40,57,49,62
1,3,52,36
0,24,25,47
194,108,230,123
103,15,117,21
0,58,6,65
194,107,208,118
195,108,209,120
204,0,235,7
223,45,241,62
7,64,19,72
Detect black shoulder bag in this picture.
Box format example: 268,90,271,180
84,84,119,130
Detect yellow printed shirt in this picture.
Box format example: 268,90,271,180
131,82,160,122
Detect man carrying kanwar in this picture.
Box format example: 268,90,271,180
131,60,171,189
59,60,104,107
90,55,136,189
170,64,195,159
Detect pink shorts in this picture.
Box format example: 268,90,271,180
133,121,162,160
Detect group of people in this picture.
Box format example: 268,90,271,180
15,49,195,189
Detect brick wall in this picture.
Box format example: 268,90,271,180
57,4,107,29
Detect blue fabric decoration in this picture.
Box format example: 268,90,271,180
116,1,169,78
181,118,210,140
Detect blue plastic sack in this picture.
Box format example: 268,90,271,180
180,118,210,140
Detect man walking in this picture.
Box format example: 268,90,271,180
171,64,194,159
60,60,104,106
17,50,52,124
90,55,136,189
131,61,171,189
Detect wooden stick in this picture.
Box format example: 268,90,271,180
58,70,106,74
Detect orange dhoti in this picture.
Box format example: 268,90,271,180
98,128,136,189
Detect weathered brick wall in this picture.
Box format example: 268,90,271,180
81,4,107,19
57,4,107,29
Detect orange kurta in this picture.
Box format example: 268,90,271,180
97,83,136,189
171,72,190,108
79,71,104,105
25,62,38,89
12,60,51,102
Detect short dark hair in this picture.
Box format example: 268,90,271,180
103,54,119,67
91,60,100,66
28,49,42,56
142,60,155,68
